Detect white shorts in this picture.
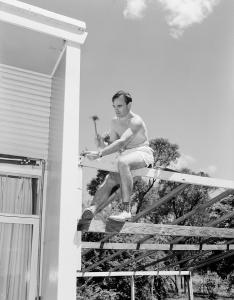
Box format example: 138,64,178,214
118,146,154,167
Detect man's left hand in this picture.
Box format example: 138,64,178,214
85,151,100,160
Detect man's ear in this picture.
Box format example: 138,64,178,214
127,102,132,109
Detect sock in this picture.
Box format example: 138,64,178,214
123,202,130,213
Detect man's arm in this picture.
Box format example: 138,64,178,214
100,119,141,157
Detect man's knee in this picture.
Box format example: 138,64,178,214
104,172,119,187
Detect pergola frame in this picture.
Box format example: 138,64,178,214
78,157,234,299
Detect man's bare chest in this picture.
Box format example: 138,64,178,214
114,121,130,137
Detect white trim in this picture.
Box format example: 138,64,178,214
0,213,40,299
0,213,39,224
0,0,86,29
80,158,234,189
0,163,42,178
77,271,191,277
29,216,40,300
0,0,87,45
39,169,48,296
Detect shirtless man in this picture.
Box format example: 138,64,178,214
83,91,154,222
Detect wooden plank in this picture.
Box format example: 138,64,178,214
112,198,234,272
81,159,234,189
79,220,234,239
82,242,234,251
81,184,187,261
139,189,233,245
77,271,191,278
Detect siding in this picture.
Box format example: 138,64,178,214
0,64,51,159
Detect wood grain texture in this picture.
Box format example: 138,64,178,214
79,219,234,239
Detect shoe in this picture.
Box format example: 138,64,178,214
108,211,132,222
81,205,96,220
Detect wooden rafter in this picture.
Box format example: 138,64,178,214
138,211,234,271
82,242,234,251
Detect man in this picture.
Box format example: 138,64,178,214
82,91,154,222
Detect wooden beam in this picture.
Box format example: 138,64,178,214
79,220,234,239
139,189,233,245
81,184,187,267
117,200,234,272
0,0,87,44
82,242,234,251
81,158,234,189
77,270,191,278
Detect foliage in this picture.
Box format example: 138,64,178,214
79,137,234,299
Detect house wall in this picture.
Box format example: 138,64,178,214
0,63,51,159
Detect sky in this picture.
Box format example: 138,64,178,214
22,0,234,181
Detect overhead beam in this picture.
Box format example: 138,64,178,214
0,0,87,44
81,158,234,189
77,270,191,278
82,242,234,251
79,220,234,239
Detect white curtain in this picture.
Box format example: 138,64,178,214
0,176,33,300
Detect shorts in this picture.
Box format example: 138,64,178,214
118,146,154,167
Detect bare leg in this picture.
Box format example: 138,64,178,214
109,152,147,221
82,172,120,219
91,172,120,207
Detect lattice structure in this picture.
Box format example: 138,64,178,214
77,157,234,300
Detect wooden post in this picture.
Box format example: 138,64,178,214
186,274,194,300
131,276,135,300
176,275,182,296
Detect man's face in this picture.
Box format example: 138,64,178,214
112,96,130,118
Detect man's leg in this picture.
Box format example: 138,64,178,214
109,152,147,221
82,172,120,219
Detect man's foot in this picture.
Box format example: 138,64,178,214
108,211,132,222
81,205,96,220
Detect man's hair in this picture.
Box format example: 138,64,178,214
112,90,132,105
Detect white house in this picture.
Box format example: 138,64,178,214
0,1,87,299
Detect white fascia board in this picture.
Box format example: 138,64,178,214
0,0,87,44
77,271,191,277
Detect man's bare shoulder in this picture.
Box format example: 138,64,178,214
130,113,144,127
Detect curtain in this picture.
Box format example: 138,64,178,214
0,176,33,300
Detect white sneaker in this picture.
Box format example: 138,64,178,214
108,211,132,222
81,205,96,220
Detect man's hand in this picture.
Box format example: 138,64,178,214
84,150,100,160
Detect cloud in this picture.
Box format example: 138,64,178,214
206,164,217,174
157,0,220,38
123,0,220,38
171,153,196,169
123,0,147,19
